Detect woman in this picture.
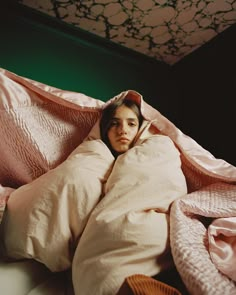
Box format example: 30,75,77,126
100,98,143,157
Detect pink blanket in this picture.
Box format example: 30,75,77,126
0,68,236,294
170,182,236,295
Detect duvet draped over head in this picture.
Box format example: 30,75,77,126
0,67,236,295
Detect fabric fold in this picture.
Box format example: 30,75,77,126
208,217,236,282
72,133,187,295
170,182,236,295
2,139,114,271
0,185,14,225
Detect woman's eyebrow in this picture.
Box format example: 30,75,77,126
112,117,138,121
127,118,139,122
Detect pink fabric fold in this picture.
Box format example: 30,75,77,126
0,185,15,224
0,68,103,187
170,182,236,295
208,217,236,282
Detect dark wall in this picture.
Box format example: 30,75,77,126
171,24,236,166
0,2,177,121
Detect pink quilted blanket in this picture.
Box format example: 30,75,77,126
170,182,236,295
0,68,236,294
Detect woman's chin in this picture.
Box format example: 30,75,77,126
115,146,129,154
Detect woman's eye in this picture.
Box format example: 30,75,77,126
110,121,119,127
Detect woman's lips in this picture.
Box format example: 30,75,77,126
118,137,129,143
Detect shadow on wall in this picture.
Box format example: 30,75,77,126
171,24,236,166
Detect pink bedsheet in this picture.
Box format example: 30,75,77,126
0,67,236,294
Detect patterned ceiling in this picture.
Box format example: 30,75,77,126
18,0,236,65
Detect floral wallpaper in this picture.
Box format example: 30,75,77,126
18,0,236,65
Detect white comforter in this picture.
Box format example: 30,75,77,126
2,129,187,295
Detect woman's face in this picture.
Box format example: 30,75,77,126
107,104,139,154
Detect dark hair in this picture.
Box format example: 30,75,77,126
100,98,143,155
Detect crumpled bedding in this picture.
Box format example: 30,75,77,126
208,216,236,282
170,182,236,295
71,133,187,295
2,126,187,295
1,139,115,272
0,185,14,225
0,67,236,295
0,67,103,187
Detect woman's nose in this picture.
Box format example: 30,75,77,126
118,124,127,134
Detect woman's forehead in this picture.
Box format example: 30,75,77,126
113,105,138,119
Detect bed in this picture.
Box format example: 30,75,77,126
0,67,235,295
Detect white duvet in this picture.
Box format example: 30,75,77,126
2,123,187,295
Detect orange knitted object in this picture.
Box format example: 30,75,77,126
117,274,182,295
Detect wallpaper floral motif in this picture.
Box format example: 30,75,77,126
18,0,236,64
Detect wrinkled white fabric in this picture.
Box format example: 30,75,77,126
2,140,114,271
72,135,187,295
